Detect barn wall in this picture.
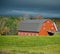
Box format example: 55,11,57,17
39,20,57,36
39,27,48,36
18,32,39,36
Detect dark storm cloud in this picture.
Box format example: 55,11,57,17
0,0,60,9
0,0,60,17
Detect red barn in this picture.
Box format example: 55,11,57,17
18,19,58,36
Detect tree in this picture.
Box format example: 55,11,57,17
0,16,8,35
0,16,23,35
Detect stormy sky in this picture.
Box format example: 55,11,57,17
0,0,60,17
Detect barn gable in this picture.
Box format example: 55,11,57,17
18,19,48,32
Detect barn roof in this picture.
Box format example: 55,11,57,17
18,19,48,32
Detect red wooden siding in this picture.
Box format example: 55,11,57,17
18,32,39,36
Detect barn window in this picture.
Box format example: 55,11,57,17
36,34,38,36
28,33,31,36
21,32,23,35
24,33,26,35
32,33,35,36
32,33,36,36
26,33,28,36
51,27,54,30
18,32,20,35
43,27,46,30
21,32,24,35
30,33,32,36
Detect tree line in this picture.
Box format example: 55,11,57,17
0,16,60,35
0,16,22,35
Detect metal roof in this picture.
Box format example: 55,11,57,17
18,19,48,32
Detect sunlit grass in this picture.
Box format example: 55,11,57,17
0,34,60,54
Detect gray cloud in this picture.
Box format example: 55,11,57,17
1,9,60,17
0,0,60,17
0,0,60,8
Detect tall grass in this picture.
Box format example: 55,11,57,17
0,35,60,47
0,34,60,54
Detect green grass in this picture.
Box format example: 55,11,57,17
0,34,60,54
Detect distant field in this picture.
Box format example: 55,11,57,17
0,34,60,54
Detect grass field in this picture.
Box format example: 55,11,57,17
0,34,60,54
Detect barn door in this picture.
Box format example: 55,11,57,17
47,30,54,36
